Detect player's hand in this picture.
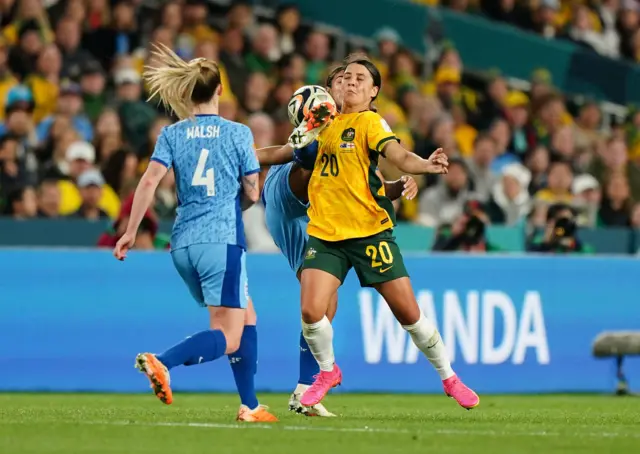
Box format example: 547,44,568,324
400,175,418,200
114,232,135,261
426,148,449,174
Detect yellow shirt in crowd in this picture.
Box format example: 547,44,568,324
57,180,121,219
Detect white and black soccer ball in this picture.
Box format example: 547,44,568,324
287,85,335,127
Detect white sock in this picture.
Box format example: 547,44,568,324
403,313,455,380
302,316,335,372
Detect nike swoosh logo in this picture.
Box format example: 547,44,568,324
380,266,393,273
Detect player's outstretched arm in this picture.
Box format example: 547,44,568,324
256,145,294,166
241,172,260,211
114,161,168,260
383,141,449,175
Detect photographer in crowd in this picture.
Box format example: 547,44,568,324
527,203,594,253
432,200,500,253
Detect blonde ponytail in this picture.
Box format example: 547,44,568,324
143,43,221,120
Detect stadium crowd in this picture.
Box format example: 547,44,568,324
417,0,640,62
0,0,639,252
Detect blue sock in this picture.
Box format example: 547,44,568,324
157,329,227,370
228,325,259,409
298,331,319,385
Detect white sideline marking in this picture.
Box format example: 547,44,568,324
15,419,639,439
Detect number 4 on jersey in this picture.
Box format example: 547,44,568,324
192,148,215,196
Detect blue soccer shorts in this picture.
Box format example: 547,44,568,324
171,243,248,308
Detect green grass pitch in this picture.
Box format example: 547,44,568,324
1,393,639,453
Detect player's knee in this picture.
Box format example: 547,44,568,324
301,304,324,324
223,331,242,355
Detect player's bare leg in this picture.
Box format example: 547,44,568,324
299,269,342,407
290,288,338,417
375,277,479,410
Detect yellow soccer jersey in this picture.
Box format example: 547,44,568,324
307,110,399,242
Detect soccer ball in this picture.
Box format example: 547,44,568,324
287,85,335,128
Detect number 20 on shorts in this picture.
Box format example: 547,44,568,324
365,241,394,269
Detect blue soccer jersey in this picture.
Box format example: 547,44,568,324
151,114,260,250
263,163,310,272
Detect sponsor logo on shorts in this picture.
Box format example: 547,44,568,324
245,282,249,299
341,128,356,142
380,266,393,273
305,247,317,260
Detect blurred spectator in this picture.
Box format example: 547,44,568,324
36,179,60,218
572,173,601,227
599,172,633,226
177,0,218,60
94,108,124,164
373,27,401,81
85,0,110,31
80,60,108,122
8,20,44,80
114,68,156,150
618,0,640,60
101,149,138,200
528,203,592,253
275,4,305,56
526,145,551,194
563,4,619,58
573,101,602,158
55,16,93,80
418,158,475,226
242,72,270,116
226,1,255,34
84,0,141,70
476,72,508,131
72,169,109,220
590,137,640,200
56,141,119,218
245,24,279,74
504,91,532,158
0,133,28,197
25,44,61,123
481,0,522,25
37,80,93,143
485,163,532,225
488,118,517,170
157,1,182,38
0,39,17,120
248,112,275,149
3,0,53,46
432,200,498,252
3,185,37,219
521,0,560,39
529,69,554,108
303,30,330,84
220,26,248,100
466,133,497,202
533,159,575,206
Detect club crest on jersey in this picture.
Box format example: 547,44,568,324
305,248,317,260
341,128,356,142
339,142,355,150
